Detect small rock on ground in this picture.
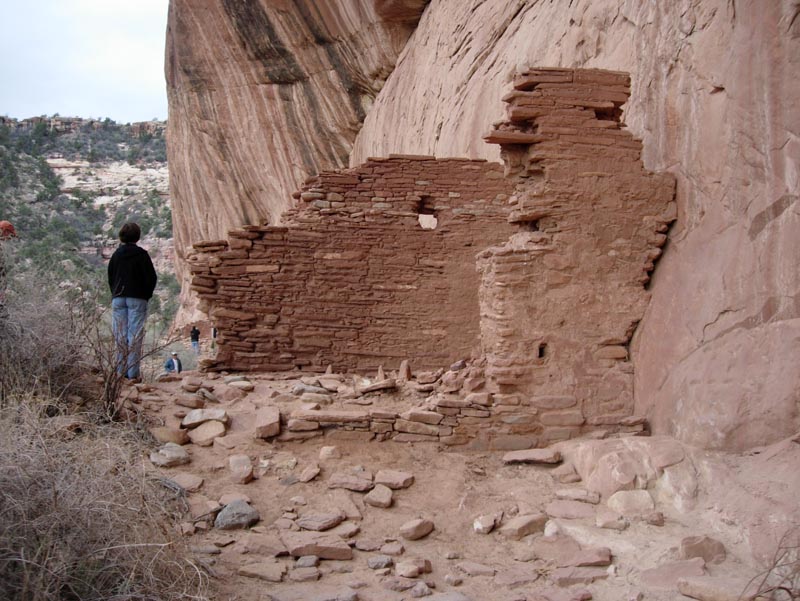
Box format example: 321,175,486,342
400,518,435,540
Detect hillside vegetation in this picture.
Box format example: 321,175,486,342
0,117,177,324
0,117,209,599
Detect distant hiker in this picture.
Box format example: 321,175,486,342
107,222,157,381
164,351,182,373
190,325,201,354
211,326,218,350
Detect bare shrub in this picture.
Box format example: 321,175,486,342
748,527,800,600
0,267,91,402
0,257,178,418
0,396,209,601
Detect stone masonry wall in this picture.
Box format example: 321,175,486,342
476,68,676,444
189,67,676,448
188,157,516,372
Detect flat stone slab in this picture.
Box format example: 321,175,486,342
296,511,346,532
380,541,405,556
555,488,600,504
402,409,443,425
678,575,758,601
187,420,226,446
503,449,562,464
639,558,706,589
328,470,374,492
238,560,286,582
280,531,354,560
359,378,397,394
550,566,609,586
375,469,415,489
531,534,582,565
498,513,547,540
181,407,229,429
291,409,369,424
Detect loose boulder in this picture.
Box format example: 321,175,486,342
214,499,260,530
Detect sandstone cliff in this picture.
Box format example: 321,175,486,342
167,0,799,452
166,0,426,314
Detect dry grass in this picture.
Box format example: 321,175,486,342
0,396,209,601
0,262,209,600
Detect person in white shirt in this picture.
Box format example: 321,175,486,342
164,351,182,373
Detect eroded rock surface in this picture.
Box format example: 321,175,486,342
166,0,425,321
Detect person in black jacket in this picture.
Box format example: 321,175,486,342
108,222,157,380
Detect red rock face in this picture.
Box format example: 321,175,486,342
166,0,424,315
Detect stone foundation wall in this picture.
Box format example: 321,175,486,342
188,156,516,372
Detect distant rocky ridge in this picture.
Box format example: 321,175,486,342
0,115,166,137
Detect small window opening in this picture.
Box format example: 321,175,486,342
536,343,548,359
595,106,623,122
523,220,540,232
417,195,438,230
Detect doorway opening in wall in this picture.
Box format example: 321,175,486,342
536,343,548,359
417,196,438,230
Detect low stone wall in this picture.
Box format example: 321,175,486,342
276,388,648,450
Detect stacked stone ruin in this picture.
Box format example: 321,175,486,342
189,67,676,447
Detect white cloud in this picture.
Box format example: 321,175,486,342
0,0,168,122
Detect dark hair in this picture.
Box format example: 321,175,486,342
119,222,141,244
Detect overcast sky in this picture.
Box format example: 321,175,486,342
0,0,169,123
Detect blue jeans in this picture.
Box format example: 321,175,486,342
111,297,149,379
